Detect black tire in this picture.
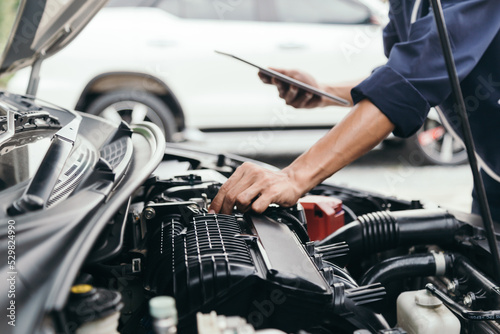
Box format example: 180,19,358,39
404,116,468,166
86,90,177,141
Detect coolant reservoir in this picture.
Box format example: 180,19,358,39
397,289,460,334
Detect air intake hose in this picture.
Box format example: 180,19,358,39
360,252,453,287
316,209,460,259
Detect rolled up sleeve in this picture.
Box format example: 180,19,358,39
352,65,430,137
351,0,500,138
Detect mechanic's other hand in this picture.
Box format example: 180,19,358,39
258,68,324,109
209,162,302,214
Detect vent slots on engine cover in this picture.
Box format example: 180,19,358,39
145,208,334,332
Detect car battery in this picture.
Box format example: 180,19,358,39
299,195,345,241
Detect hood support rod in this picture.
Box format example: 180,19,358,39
26,56,43,97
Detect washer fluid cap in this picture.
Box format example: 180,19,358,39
71,284,93,294
414,289,442,307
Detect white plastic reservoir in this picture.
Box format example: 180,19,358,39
397,289,460,334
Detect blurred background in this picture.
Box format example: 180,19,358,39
0,0,19,88
0,0,472,212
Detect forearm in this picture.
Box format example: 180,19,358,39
283,99,395,194
320,78,366,107
210,94,395,214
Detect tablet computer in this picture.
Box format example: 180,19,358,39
215,50,350,106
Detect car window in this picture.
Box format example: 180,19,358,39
273,0,371,24
107,0,155,7
150,0,258,21
146,0,180,16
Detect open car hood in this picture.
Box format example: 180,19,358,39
0,0,108,77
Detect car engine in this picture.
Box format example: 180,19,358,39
70,152,500,334
1,93,499,334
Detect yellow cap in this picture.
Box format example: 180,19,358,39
71,284,93,294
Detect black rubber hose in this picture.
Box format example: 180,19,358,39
274,210,310,243
342,204,357,222
323,260,358,288
317,209,460,259
360,253,452,286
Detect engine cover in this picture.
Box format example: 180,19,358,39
145,207,334,332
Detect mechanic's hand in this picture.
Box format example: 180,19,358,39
209,162,302,214
258,68,324,109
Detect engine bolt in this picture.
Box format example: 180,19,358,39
463,292,474,308
144,207,156,220
447,281,456,293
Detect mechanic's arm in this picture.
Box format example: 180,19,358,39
258,68,364,108
209,99,394,214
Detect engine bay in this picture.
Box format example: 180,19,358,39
69,150,500,334
1,93,499,334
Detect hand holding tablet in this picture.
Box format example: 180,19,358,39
215,50,350,107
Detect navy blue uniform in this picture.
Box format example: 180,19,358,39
351,0,500,220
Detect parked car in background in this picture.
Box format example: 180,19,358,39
7,0,466,165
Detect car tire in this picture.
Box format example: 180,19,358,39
86,90,177,141
404,116,468,166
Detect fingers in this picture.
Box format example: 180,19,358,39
251,195,274,214
210,162,259,214
284,84,300,103
234,183,262,213
258,71,272,84
209,162,301,215
271,77,299,106
209,164,246,213
293,91,315,109
220,183,251,215
258,68,288,84
272,80,316,109
219,164,265,214
272,77,286,97
259,68,321,108
303,94,322,109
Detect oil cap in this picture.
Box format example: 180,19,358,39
67,284,124,325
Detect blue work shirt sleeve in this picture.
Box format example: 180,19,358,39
382,7,399,58
351,0,500,138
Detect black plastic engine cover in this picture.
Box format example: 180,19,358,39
146,211,333,332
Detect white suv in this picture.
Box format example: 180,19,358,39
8,0,466,165
8,0,385,137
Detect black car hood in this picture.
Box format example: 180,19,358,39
0,0,108,77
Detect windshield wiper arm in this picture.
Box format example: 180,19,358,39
8,117,81,215
0,105,15,146
0,104,60,135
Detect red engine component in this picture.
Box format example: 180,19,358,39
299,195,345,241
